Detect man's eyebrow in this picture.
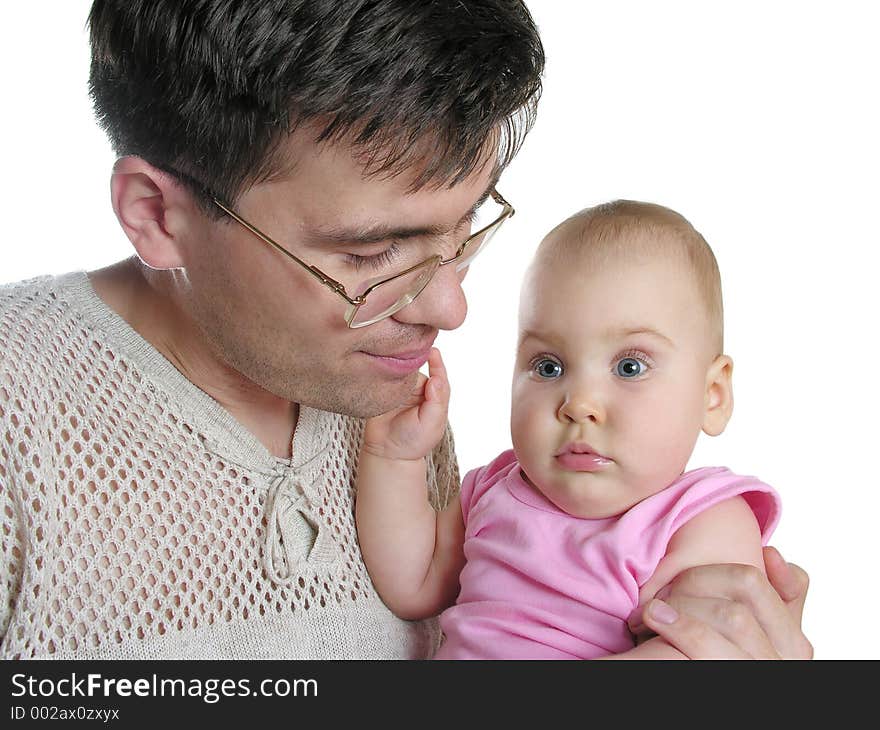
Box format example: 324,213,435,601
312,220,448,245
310,178,498,246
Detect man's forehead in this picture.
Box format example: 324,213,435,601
305,180,496,244
257,128,499,228
270,120,499,193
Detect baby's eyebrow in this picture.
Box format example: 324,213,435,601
518,327,675,349
609,327,675,347
517,329,553,346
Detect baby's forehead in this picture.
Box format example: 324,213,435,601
519,247,719,347
525,235,697,298
519,202,724,352
537,214,718,302
541,218,688,267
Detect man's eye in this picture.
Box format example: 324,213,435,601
344,243,402,271
615,357,648,378
533,358,563,379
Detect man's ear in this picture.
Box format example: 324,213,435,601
110,156,188,270
702,354,734,437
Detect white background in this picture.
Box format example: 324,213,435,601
2,2,878,658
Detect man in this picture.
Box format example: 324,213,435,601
0,0,810,659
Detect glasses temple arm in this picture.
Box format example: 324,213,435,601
211,199,362,306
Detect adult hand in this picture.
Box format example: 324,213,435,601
627,546,813,659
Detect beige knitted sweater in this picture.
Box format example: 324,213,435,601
0,272,459,659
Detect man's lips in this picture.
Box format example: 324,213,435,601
362,346,433,360
357,343,434,375
554,442,613,472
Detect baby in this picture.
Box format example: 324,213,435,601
355,200,781,659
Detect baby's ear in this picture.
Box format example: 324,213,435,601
702,354,734,437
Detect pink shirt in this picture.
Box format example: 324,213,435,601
434,450,781,660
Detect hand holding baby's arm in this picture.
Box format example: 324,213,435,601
355,349,466,620
605,495,768,659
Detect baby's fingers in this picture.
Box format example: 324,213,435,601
424,348,449,404
420,348,450,422
427,347,447,380
401,372,429,408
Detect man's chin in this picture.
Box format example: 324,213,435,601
351,374,421,419
296,370,420,419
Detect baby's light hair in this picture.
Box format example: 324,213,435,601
536,200,724,353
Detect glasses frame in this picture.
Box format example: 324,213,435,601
212,188,514,328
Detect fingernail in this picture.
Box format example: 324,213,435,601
625,607,641,631
649,599,679,624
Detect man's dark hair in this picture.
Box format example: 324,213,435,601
88,0,544,210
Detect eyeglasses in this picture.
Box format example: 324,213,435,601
212,189,514,328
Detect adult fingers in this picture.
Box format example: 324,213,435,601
763,547,810,618
639,599,755,659
659,562,811,659
641,596,780,659
763,547,813,657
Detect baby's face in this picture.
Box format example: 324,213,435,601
511,249,721,519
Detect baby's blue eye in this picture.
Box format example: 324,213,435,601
534,358,563,379
616,357,646,378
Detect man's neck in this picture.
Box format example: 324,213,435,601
88,257,298,459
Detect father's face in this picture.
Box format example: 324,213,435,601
177,131,497,418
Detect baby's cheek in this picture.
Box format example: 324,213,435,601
510,401,536,454
510,398,549,466
626,391,701,482
510,385,540,432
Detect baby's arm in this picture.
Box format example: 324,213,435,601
607,495,766,660
355,349,466,620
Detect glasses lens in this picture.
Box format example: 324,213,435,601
454,215,507,272
348,257,440,328
450,193,512,272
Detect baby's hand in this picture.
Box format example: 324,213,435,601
362,348,450,462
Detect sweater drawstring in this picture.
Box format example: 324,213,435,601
202,437,335,587
262,464,335,586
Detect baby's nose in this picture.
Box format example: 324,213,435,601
558,390,604,424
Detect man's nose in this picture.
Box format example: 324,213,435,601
558,383,605,425
391,260,468,331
